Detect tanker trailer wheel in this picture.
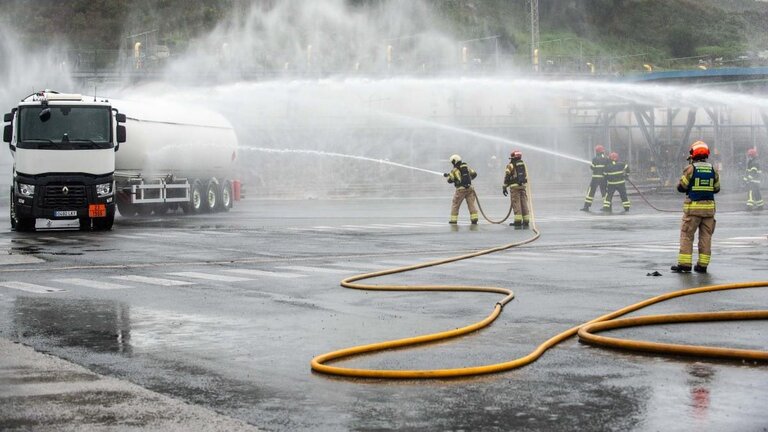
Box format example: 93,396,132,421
217,180,232,212
182,179,204,214
203,178,220,213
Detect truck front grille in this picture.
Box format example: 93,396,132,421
42,185,87,209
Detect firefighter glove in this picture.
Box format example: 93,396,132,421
502,186,508,196
443,172,449,177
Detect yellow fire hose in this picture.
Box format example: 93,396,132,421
311,182,768,379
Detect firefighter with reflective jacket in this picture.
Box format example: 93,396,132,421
581,145,609,211
502,150,530,227
671,141,720,273
444,154,478,224
601,152,631,212
743,148,764,211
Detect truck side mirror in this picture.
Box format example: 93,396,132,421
3,112,12,122
116,113,126,123
116,125,126,144
3,125,11,143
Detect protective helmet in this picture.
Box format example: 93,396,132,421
609,152,619,161
595,145,605,154
510,150,522,159
689,141,709,159
747,148,758,158
449,154,462,165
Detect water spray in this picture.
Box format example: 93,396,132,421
240,146,444,176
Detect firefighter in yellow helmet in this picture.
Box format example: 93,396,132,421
502,150,530,227
601,152,631,212
671,141,720,273
444,154,478,224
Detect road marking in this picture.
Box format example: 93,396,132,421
111,275,194,286
329,262,390,270
223,269,306,278
54,278,131,290
0,254,45,265
110,234,144,240
0,281,65,293
168,272,252,282
275,265,356,275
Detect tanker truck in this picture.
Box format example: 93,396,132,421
3,90,239,232
109,97,239,218
3,91,125,231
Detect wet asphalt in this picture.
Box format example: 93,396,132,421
0,190,766,431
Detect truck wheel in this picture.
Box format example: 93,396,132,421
93,213,114,231
203,178,220,213
79,217,92,231
10,190,35,232
218,181,232,212
182,179,203,214
117,200,137,217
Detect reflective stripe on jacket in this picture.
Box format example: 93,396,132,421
448,163,477,189
504,160,528,188
604,161,629,185
681,162,718,201
590,154,609,178
744,158,762,184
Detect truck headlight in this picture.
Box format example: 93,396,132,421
96,182,113,197
18,183,35,198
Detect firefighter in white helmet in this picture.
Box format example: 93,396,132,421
444,154,478,224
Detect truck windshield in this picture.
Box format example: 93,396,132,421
18,106,111,149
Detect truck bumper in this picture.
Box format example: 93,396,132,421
14,173,116,220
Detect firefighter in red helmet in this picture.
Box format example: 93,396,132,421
502,150,530,227
671,141,720,273
581,144,609,211
601,152,631,212
743,148,763,211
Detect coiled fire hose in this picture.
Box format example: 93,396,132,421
311,182,767,379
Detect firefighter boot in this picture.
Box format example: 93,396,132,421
670,264,692,273
580,204,590,212
693,264,707,274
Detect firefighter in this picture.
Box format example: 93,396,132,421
743,148,764,211
444,154,478,224
671,141,720,273
601,152,631,212
502,150,530,227
581,145,609,211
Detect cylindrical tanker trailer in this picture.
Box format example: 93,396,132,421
110,98,239,217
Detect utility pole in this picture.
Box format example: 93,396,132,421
527,0,540,72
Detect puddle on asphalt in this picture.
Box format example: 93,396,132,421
12,297,132,354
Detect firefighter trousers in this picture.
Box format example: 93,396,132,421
603,183,630,210
450,187,478,223
746,183,764,209
583,177,606,207
509,186,530,224
678,212,716,268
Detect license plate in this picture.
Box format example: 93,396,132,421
89,204,107,218
54,210,78,217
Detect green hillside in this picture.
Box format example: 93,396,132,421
2,0,767,72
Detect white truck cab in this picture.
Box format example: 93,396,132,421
3,90,126,231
